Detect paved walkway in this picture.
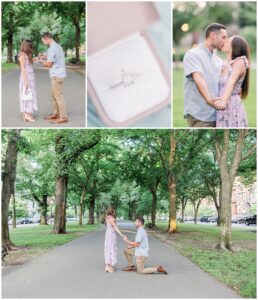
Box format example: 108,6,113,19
2,222,240,298
2,64,85,127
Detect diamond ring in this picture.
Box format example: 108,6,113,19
110,69,140,89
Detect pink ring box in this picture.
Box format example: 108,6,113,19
87,2,171,127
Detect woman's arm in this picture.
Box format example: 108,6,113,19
216,59,246,109
19,54,28,89
109,217,124,237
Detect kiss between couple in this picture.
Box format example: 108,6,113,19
184,23,250,128
18,32,68,124
104,207,167,275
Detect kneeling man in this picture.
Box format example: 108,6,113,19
123,216,167,275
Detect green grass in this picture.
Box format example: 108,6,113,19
156,222,256,298
6,223,100,265
2,63,19,72
173,68,257,127
65,56,85,63
10,223,100,248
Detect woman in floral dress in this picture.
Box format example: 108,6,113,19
215,35,250,127
104,207,125,273
18,39,38,122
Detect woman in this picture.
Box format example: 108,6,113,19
215,35,249,127
18,39,38,122
104,207,125,273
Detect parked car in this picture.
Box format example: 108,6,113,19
185,216,194,222
237,217,247,224
245,215,256,226
209,216,218,223
66,217,76,222
200,216,209,223
20,218,33,224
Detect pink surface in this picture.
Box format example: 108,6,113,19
87,2,159,54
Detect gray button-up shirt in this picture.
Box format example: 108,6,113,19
47,41,66,79
183,43,222,122
135,227,149,257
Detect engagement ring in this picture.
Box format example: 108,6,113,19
110,69,140,89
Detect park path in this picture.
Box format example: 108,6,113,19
2,221,240,298
2,63,85,128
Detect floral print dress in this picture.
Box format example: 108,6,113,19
19,52,38,114
104,218,117,266
216,56,248,128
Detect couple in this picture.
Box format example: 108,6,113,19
18,32,68,124
184,23,250,128
104,207,167,275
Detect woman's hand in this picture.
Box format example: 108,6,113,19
215,98,227,110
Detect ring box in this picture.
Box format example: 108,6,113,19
87,2,171,127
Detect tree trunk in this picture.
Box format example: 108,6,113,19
181,198,187,223
79,187,86,226
150,189,157,226
12,193,16,229
53,175,68,234
181,203,185,223
217,205,221,226
132,201,137,220
6,13,14,63
167,130,178,233
193,200,201,224
2,130,20,249
128,205,132,221
168,174,177,233
40,194,48,225
217,177,233,250
75,23,80,63
74,206,78,222
194,208,198,224
88,195,95,225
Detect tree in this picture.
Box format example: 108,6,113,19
123,142,163,226
213,130,256,251
53,130,100,233
2,130,20,249
2,2,32,62
44,2,85,63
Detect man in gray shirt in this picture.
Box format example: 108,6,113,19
183,23,228,127
123,216,167,274
39,32,68,124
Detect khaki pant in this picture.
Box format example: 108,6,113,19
187,115,216,128
124,248,157,274
51,77,67,118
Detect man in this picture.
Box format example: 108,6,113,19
39,32,68,124
183,23,228,127
123,216,167,275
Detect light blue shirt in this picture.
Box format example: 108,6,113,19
47,41,66,79
183,43,223,122
135,226,149,257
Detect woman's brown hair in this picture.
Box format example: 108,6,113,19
106,207,115,218
231,35,250,99
19,39,33,65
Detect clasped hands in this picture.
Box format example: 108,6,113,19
34,53,47,63
209,97,227,110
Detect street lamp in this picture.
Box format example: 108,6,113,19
181,23,189,32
